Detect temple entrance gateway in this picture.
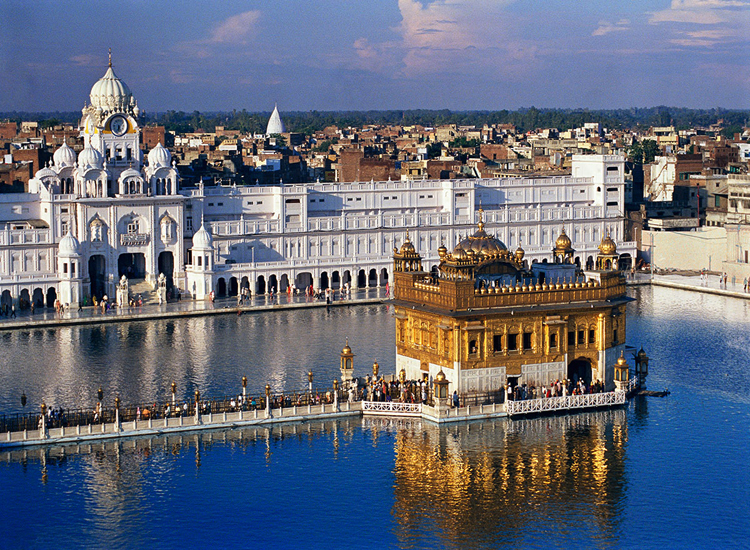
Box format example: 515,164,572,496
567,358,593,387
118,253,146,279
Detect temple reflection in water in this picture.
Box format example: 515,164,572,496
387,408,628,547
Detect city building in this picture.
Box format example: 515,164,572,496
0,55,635,310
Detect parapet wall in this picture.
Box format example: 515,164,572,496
395,270,626,311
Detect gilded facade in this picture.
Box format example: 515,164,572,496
393,209,630,394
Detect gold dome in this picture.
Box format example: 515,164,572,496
616,351,628,367
342,338,352,355
599,232,617,255
451,209,507,259
399,230,415,254
438,243,448,259
555,228,572,251
435,370,446,382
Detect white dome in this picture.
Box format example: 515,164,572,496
59,231,81,257
89,63,133,113
119,167,142,180
148,142,171,168
53,142,77,168
34,166,57,180
78,145,104,170
266,104,286,135
192,223,213,250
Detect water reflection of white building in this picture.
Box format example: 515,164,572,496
0,56,635,308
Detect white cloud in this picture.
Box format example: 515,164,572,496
70,54,101,67
650,0,748,24
352,0,536,78
592,19,630,36
208,10,261,44
648,0,750,47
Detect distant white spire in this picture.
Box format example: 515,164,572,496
266,103,286,135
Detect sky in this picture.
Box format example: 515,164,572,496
0,0,748,113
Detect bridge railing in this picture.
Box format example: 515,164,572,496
506,391,626,416
0,386,355,434
362,401,422,416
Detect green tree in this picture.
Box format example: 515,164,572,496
642,139,659,163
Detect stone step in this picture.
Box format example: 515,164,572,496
125,279,157,304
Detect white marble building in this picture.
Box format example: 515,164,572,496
183,153,635,298
0,56,635,309
0,54,181,308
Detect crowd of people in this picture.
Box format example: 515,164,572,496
506,378,605,401
364,376,430,404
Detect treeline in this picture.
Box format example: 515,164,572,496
2,107,748,137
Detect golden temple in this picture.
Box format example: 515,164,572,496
392,209,631,395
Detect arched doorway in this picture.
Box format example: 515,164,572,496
586,256,594,270
320,272,329,290
342,270,351,287
229,276,238,296
241,276,249,290
32,288,44,308
368,268,378,287
268,274,278,293
158,251,174,289
430,265,439,278
568,358,593,386
380,268,388,286
331,271,340,289
280,274,289,292
256,275,266,295
357,269,366,288
118,253,146,279
46,287,57,308
0,290,11,309
216,278,227,297
296,272,312,290
19,289,30,309
89,255,106,300
619,253,632,271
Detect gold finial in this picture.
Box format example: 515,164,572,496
108,48,112,67
405,229,410,242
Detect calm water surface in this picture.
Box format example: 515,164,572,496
1,288,749,549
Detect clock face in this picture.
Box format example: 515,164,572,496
110,116,127,136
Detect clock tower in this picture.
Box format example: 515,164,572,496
80,49,142,187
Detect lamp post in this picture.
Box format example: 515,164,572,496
242,376,247,402
333,379,339,410
265,384,271,417
171,382,176,407
114,395,121,432
308,370,313,395
40,401,47,439
97,386,103,402
195,389,201,424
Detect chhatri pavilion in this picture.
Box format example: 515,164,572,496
392,209,631,395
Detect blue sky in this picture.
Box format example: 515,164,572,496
0,0,748,112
